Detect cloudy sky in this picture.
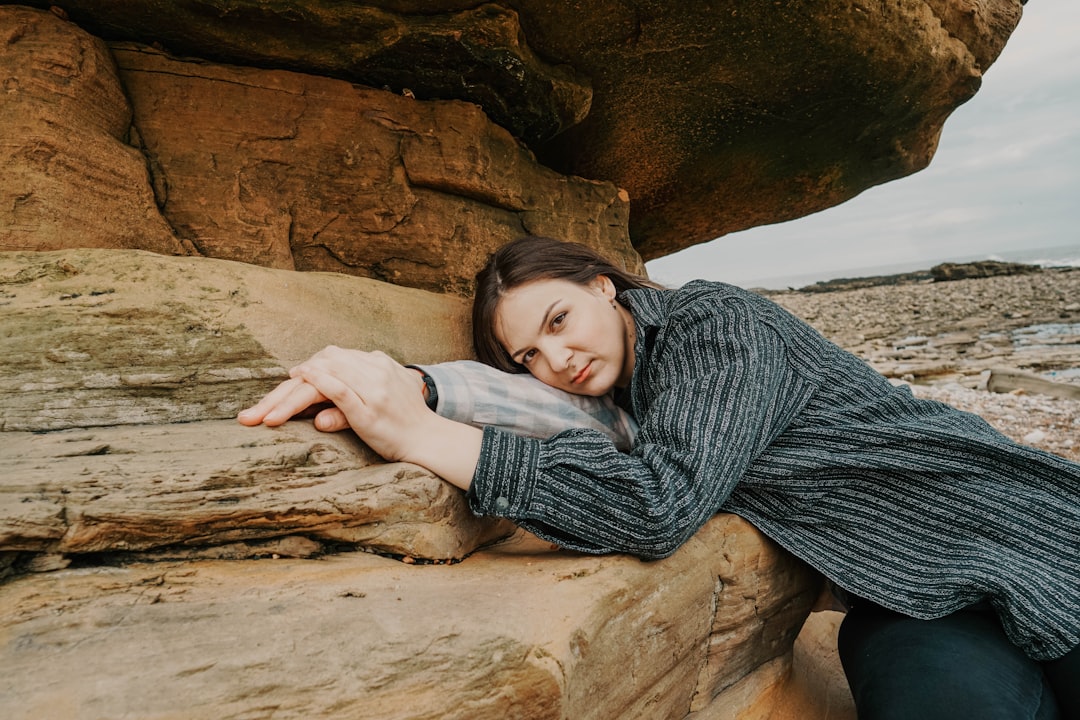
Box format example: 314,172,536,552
646,1,1080,289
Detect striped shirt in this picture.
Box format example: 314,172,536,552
466,280,1080,661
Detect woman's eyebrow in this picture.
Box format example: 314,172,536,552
509,299,560,360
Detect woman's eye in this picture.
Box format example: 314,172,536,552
522,349,537,364
551,312,566,328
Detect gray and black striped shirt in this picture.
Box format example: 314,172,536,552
468,280,1079,660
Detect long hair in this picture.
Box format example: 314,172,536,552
472,236,662,373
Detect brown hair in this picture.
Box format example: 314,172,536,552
472,236,662,373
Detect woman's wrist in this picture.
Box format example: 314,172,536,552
401,413,482,492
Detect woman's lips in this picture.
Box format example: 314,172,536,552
572,362,592,385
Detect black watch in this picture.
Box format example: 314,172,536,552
406,365,439,411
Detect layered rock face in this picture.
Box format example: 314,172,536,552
0,5,637,294
1,2,1023,718
6,0,1022,258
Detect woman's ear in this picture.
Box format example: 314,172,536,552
592,274,617,300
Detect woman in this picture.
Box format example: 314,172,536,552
240,236,1078,718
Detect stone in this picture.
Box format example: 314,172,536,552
0,6,639,295
0,6,185,256
0,514,819,720
0,248,474,433
987,368,1080,401
0,419,513,562
0,246,838,717
0,248,514,561
6,1,1022,259
112,42,636,294
770,269,1080,388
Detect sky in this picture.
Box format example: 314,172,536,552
646,1,1080,289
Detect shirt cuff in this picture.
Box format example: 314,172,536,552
467,426,540,518
411,362,474,421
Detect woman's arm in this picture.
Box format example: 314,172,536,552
237,352,638,489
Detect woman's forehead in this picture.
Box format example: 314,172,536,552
494,279,578,343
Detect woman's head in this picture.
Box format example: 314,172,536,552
472,236,659,380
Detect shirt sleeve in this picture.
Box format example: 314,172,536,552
413,360,638,451
467,294,817,559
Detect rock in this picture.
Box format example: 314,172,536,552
0,420,513,562
0,7,639,295
0,6,185,256
987,368,1080,401
112,42,637,294
770,269,1080,391
0,247,840,720
797,270,933,293
0,248,515,562
930,260,1041,282
0,246,838,718
0,514,820,720
7,1,1021,259
0,248,474,433
534,0,1018,259
769,273,1080,463
766,611,855,720
1022,429,1048,445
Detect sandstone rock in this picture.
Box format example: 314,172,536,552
0,6,184,256
767,611,855,720
0,248,511,561
6,0,1022,259
112,42,635,293
0,248,474,433
0,419,513,562
531,0,1020,258
0,515,819,720
0,248,838,718
0,6,638,295
19,1,591,145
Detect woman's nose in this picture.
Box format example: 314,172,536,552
544,342,572,372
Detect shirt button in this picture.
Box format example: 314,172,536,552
494,496,510,513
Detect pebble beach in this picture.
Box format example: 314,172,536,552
763,268,1080,462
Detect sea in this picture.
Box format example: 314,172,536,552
747,242,1080,291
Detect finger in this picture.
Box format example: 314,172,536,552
261,381,329,427
237,376,308,425
238,376,328,427
313,407,349,432
295,367,373,428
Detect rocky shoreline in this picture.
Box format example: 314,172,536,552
763,266,1080,462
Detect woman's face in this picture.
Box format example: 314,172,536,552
493,276,635,396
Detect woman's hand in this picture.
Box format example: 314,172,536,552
239,346,482,490
284,346,432,462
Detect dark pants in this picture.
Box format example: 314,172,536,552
838,601,1080,719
